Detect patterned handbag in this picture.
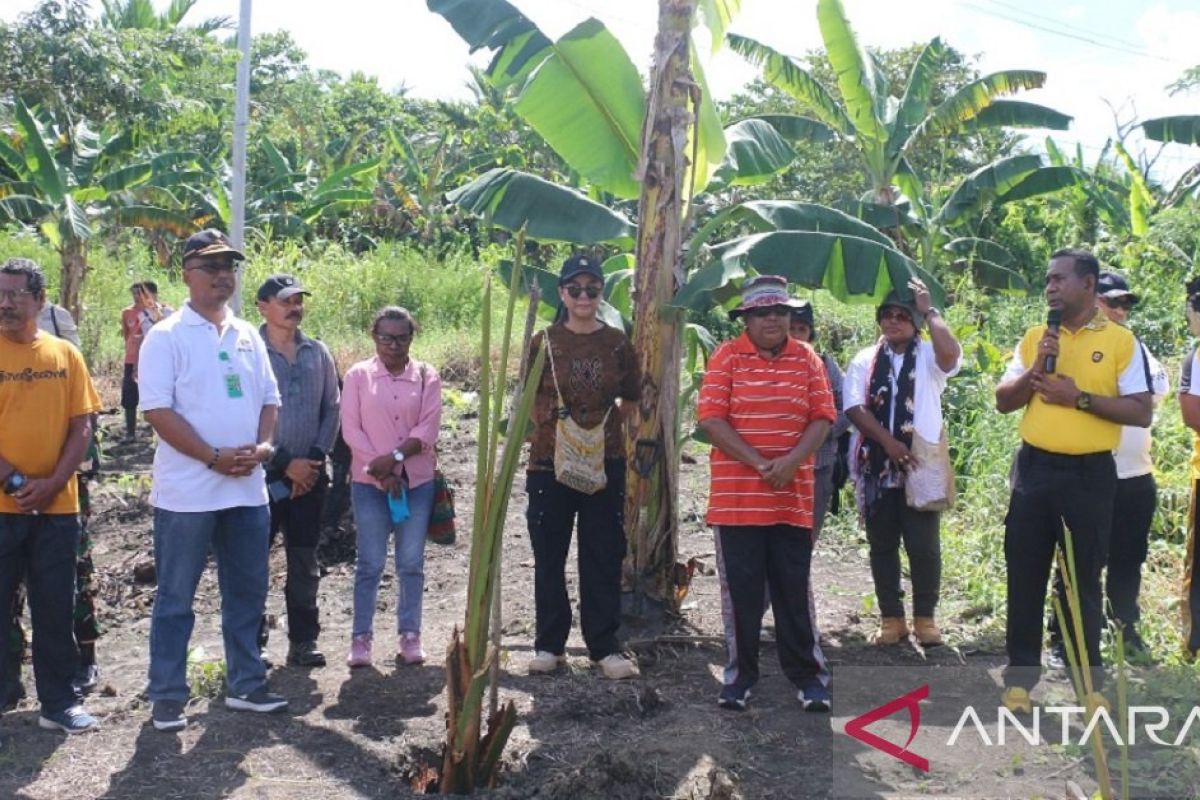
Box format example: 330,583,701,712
427,469,456,545
418,364,456,545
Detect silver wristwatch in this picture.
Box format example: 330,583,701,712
392,448,406,463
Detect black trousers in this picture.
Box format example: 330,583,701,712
1004,445,1115,690
864,488,941,618
0,514,82,714
1184,481,1200,655
1049,472,1156,646
264,479,326,644
715,524,827,691
526,460,626,661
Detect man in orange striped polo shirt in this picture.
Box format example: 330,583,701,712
698,275,836,712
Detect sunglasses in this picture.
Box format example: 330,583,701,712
746,306,791,319
879,309,913,322
564,284,602,299
373,332,412,347
1103,296,1134,310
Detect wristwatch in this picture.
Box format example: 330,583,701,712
392,448,406,464
1075,391,1092,411
3,471,28,495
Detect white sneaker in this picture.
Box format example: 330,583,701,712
527,651,566,674
594,653,638,680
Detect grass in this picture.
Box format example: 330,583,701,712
4,227,1198,668
0,232,518,380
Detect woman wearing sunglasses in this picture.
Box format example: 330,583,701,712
524,255,641,680
340,306,442,668
843,279,961,649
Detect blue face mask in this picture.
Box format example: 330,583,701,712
387,484,410,524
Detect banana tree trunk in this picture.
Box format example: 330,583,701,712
59,240,87,323
624,0,695,612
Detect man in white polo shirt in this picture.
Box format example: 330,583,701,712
138,230,286,732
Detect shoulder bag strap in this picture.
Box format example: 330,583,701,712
544,330,566,408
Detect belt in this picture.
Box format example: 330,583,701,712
1020,442,1112,468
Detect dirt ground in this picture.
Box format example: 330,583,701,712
0,401,1125,799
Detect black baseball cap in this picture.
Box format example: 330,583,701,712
1097,271,1138,305
559,254,603,285
257,274,310,302
181,229,245,263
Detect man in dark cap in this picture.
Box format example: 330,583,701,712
844,278,961,648
139,230,287,731
255,274,340,668
788,300,850,539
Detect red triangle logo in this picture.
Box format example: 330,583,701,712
843,684,930,772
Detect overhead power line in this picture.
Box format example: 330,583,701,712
974,0,1151,53
956,0,1172,62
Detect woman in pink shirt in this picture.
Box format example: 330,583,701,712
340,307,442,667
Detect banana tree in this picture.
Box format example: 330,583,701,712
1142,116,1200,207
728,0,1070,223
0,100,205,319
429,0,789,612
246,137,380,239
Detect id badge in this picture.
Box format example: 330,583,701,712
225,372,244,398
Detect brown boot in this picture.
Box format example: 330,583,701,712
912,617,943,647
870,617,909,645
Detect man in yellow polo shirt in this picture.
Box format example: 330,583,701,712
994,248,1152,713
0,258,102,735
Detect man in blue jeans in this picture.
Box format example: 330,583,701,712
139,230,286,732
0,258,102,735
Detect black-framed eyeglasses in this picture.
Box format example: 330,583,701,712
185,260,237,275
373,332,412,347
0,288,35,303
564,284,602,299
747,306,790,319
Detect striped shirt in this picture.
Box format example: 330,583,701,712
698,332,837,528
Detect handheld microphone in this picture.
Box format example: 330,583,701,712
1044,308,1062,374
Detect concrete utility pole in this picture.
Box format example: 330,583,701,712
229,0,252,313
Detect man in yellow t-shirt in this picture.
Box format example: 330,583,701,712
994,249,1152,714
0,258,102,734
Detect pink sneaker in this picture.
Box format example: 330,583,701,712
347,633,372,668
398,632,426,665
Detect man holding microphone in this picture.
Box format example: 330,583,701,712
994,249,1152,713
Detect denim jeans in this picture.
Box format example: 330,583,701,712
0,513,81,714
351,481,433,636
148,505,270,702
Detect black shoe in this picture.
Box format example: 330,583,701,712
225,687,288,713
799,685,832,713
287,641,327,668
1045,643,1067,671
717,683,751,712
152,700,187,732
74,663,99,694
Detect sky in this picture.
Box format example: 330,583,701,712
2,0,1197,182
